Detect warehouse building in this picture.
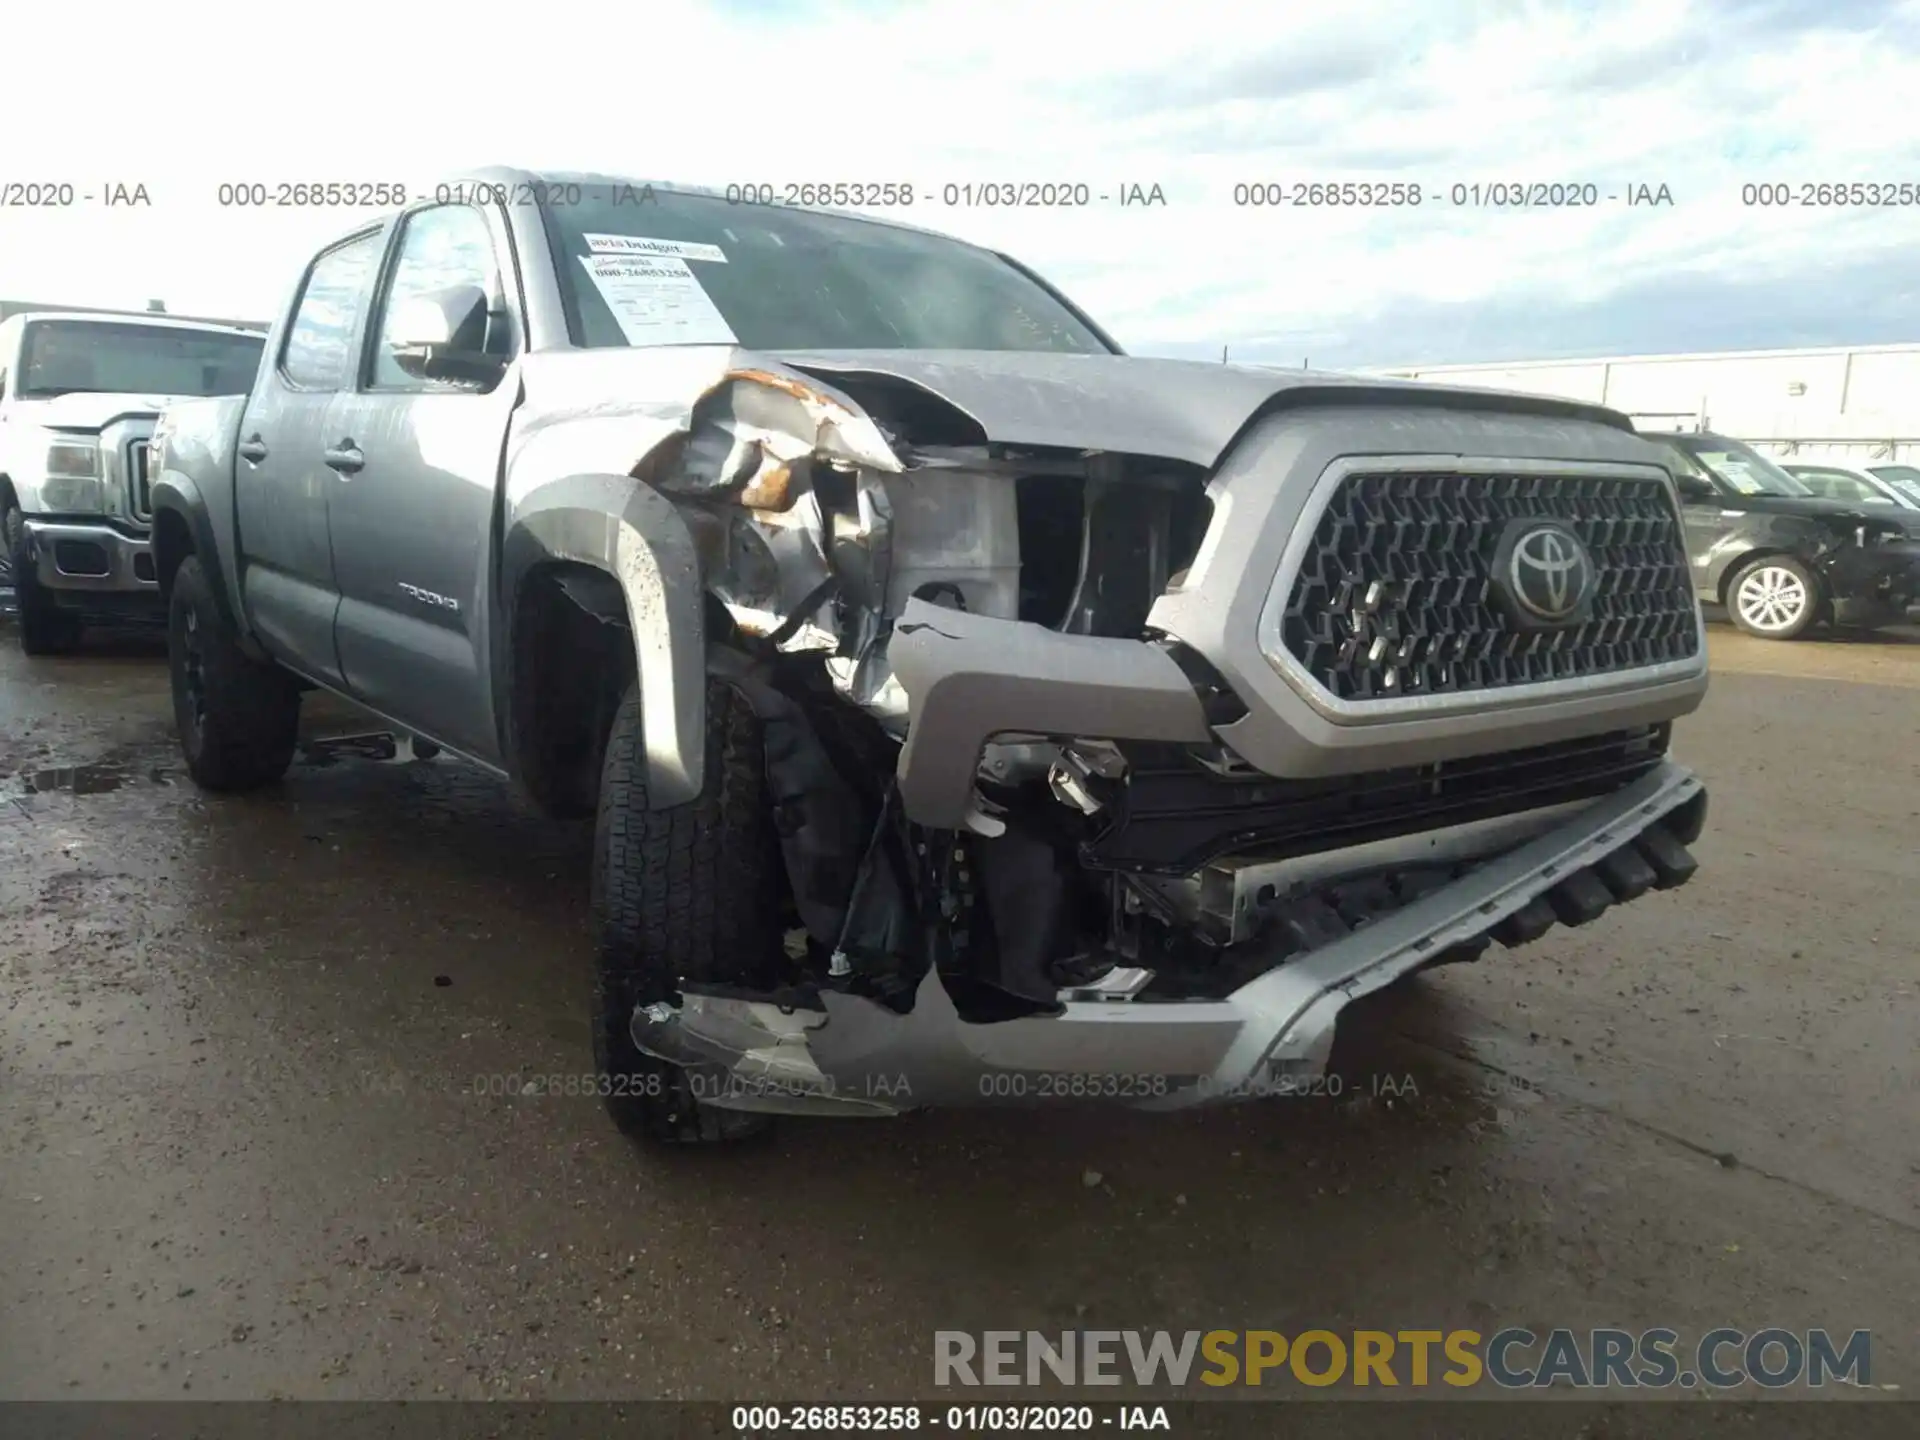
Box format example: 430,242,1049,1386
1365,343,1920,466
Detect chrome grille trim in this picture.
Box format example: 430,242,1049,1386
126,439,153,523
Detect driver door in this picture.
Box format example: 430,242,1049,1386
1663,449,1737,599
326,201,523,763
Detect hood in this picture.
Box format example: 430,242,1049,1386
9,391,202,432
770,349,1636,468
1703,491,1920,536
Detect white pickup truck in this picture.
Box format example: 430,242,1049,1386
0,311,264,652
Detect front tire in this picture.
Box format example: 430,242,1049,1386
1728,554,1821,640
8,508,83,656
590,676,781,1147
168,556,301,790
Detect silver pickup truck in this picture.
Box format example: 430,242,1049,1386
0,310,264,650
151,168,1711,1146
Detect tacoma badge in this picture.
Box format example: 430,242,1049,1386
398,582,460,612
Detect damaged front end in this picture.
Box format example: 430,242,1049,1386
606,357,1710,1115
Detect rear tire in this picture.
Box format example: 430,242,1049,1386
590,676,781,1147
168,556,301,790
9,509,83,655
1728,554,1820,640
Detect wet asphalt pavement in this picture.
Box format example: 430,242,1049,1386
1,618,1916,1404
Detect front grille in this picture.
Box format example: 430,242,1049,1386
1278,470,1699,702
126,440,153,523
1088,725,1671,875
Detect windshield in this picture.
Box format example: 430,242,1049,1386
1786,467,1899,505
540,181,1112,354
1869,465,1920,504
1669,435,1813,497
18,320,264,399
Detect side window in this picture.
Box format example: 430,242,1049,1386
1665,446,1717,498
368,205,510,390
282,233,381,389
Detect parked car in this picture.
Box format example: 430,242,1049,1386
0,311,265,652
1863,463,1920,506
1638,429,1920,640
151,169,1711,1146
1783,461,1920,511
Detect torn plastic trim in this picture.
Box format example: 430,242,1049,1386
630,999,903,1117
887,597,1214,828
629,760,1705,1115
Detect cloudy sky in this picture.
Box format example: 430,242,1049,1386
4,0,1917,369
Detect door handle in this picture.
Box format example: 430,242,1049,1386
323,440,365,475
237,435,269,464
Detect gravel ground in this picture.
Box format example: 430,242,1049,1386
1,618,1915,1408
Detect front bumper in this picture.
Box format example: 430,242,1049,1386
22,518,159,596
633,759,1706,1115
1821,539,1920,623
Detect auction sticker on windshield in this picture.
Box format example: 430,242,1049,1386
1700,454,1768,494
584,232,728,263
578,254,738,346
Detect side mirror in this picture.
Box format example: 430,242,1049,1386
388,284,506,385
1673,474,1715,503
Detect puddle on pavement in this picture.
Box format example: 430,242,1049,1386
6,733,427,798
15,761,175,795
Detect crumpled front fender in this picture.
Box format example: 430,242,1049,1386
499,353,906,807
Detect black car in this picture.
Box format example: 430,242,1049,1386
1645,430,1920,640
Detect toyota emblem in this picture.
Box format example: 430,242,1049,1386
1489,518,1597,629
1493,520,1596,628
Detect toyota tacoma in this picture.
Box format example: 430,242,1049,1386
149,169,1712,1145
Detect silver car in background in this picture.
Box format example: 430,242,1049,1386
1783,460,1920,512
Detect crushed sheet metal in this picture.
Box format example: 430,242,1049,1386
629,365,903,502
722,367,903,474
506,347,898,513
739,457,796,511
